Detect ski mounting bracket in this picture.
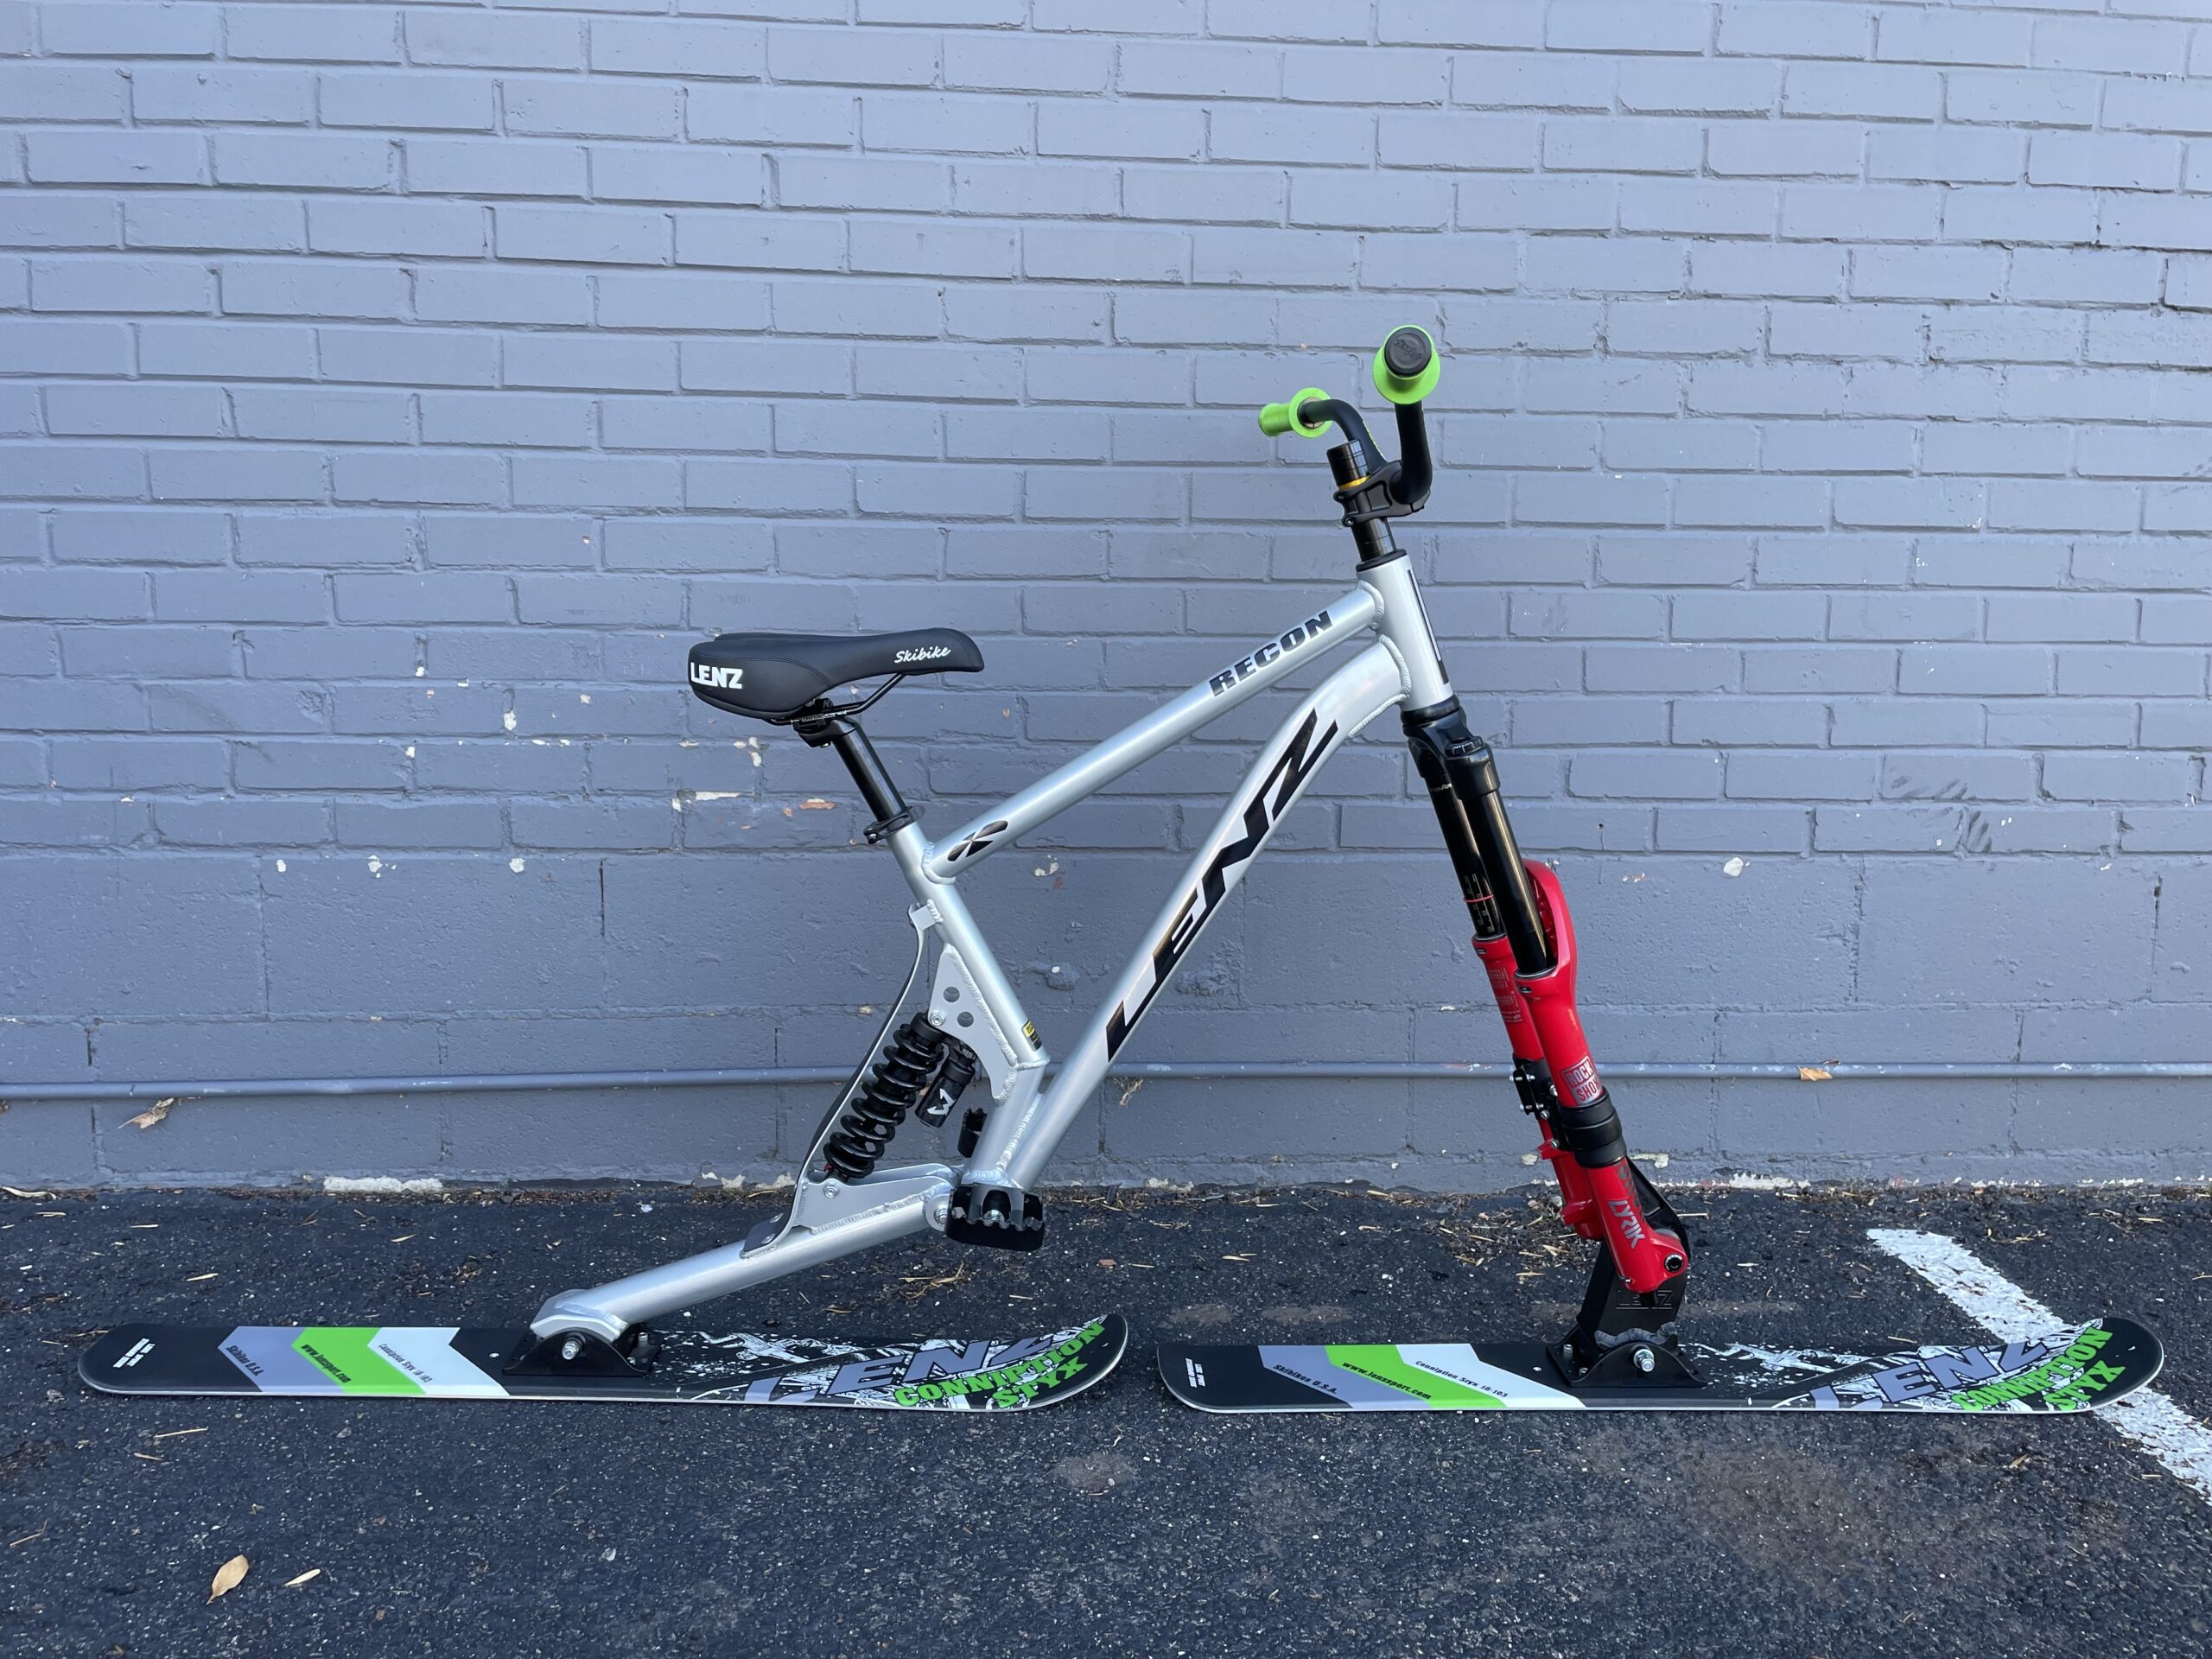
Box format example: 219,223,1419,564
505,1323,659,1379
1548,1161,1698,1391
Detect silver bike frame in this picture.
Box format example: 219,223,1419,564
532,556,1455,1340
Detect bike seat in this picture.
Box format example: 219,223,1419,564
687,627,983,721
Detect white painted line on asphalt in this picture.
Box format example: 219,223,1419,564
1870,1227,2212,1506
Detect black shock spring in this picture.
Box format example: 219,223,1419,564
822,1014,947,1181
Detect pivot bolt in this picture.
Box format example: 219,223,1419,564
560,1335,583,1363
1632,1346,1656,1374
1664,1255,1685,1274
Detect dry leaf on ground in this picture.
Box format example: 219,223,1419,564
283,1568,321,1588
208,1554,248,1602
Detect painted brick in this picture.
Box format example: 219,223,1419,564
42,2,215,57
333,451,507,509
1943,186,2098,247
51,508,228,567
601,394,770,454
46,384,227,439
1717,4,1870,61
1846,355,1999,420
1708,121,1862,180
405,137,585,199
220,259,408,320
235,516,413,569
0,442,147,499
767,25,936,86
1783,61,1939,121
949,34,1112,95
2030,131,2183,192
317,71,496,133
590,18,765,79
687,86,855,149
1543,118,1704,175
1880,9,2031,67
227,6,403,67
1452,52,1613,112
1546,2,1712,55
0,63,128,123
1945,70,2097,130
1671,590,1826,639
0,194,121,251
496,206,671,266
123,194,304,255
308,199,485,259
132,66,314,126
29,257,210,315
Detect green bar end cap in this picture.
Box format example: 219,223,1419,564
1372,326,1440,405
1259,386,1333,440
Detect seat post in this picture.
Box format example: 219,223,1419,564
793,707,912,842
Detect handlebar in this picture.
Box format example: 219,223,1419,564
1256,326,1437,518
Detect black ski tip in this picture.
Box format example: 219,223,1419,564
81,1324,242,1395
2084,1315,2164,1406
1010,1311,1129,1411
1155,1343,1346,1413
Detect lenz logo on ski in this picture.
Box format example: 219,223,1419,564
83,1316,1128,1413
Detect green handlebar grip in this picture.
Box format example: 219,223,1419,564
1372,325,1440,405
1258,386,1332,440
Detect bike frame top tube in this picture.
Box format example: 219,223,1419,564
921,585,1380,881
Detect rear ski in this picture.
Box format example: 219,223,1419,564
84,1313,1127,1412
1160,1317,2162,1414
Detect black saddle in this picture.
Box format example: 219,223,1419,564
688,627,983,721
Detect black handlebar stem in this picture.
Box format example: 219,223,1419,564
1390,400,1433,511
1294,397,1382,480
1294,395,1434,533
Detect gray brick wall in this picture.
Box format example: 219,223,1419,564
1,0,2207,1191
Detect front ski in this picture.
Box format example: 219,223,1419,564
83,1313,1126,1412
1160,1316,2160,1414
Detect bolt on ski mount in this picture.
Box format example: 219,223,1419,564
515,324,1691,1395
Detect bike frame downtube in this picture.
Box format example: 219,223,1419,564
966,641,1410,1193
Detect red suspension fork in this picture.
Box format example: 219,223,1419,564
1472,931,1598,1241
1405,700,1687,1300
1514,863,1684,1294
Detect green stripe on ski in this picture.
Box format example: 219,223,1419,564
293,1328,422,1395
1324,1344,1503,1408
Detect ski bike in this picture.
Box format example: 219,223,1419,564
84,327,2158,1416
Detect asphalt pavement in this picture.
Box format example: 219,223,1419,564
3,1181,2208,1658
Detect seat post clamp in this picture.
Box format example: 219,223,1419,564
864,808,918,845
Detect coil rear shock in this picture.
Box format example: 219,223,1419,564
822,1014,949,1181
